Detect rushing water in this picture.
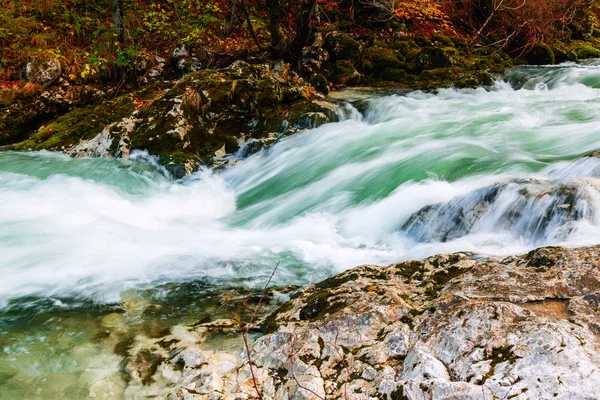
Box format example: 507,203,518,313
3,61,600,398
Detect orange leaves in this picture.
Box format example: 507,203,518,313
391,0,455,34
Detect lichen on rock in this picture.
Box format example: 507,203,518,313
119,244,600,399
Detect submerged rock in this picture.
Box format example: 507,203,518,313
122,245,600,399
401,177,599,244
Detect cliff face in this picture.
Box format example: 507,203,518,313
114,245,600,399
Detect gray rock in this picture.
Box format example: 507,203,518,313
116,245,600,399
26,57,61,86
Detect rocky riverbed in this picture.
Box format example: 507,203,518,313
105,245,600,400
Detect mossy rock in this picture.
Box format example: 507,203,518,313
332,60,360,85
389,40,420,60
419,68,457,88
454,71,495,89
382,67,409,82
416,47,453,71
324,32,362,62
552,42,578,63
415,35,433,48
450,37,469,49
574,45,600,60
14,94,135,152
12,61,318,177
310,74,329,95
361,47,404,74
526,43,555,65
431,33,455,48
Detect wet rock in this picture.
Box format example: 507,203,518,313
26,57,62,86
526,43,555,65
11,61,326,177
401,178,593,245
361,47,404,74
119,244,600,399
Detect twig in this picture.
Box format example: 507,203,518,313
286,330,326,400
227,262,280,400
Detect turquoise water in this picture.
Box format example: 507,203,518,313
3,62,600,398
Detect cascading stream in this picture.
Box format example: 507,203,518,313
3,61,600,398
3,63,600,307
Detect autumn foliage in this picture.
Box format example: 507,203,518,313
0,0,598,83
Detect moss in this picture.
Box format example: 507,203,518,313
332,60,360,85
482,346,520,384
325,32,362,61
260,300,297,334
315,273,360,290
416,47,453,71
551,42,578,63
361,47,404,74
382,67,408,82
431,33,455,48
419,68,457,87
574,44,600,59
395,260,427,282
298,289,348,321
310,74,329,95
526,43,555,65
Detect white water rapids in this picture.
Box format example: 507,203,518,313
2,62,600,308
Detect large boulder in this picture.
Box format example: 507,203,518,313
12,61,332,177
324,32,361,61
118,244,600,399
526,43,555,65
26,57,61,86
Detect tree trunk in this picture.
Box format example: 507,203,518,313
289,0,318,63
266,0,282,53
228,0,238,36
114,0,124,42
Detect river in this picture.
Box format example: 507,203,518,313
2,61,600,398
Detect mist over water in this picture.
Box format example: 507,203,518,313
3,62,600,309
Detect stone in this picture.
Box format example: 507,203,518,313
332,60,361,86
11,61,328,177
416,47,453,71
324,32,362,61
26,57,62,86
116,244,600,399
309,74,329,95
526,43,555,65
173,45,189,59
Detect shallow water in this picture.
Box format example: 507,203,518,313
3,61,600,398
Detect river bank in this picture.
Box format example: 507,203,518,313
3,32,600,177
122,244,600,400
